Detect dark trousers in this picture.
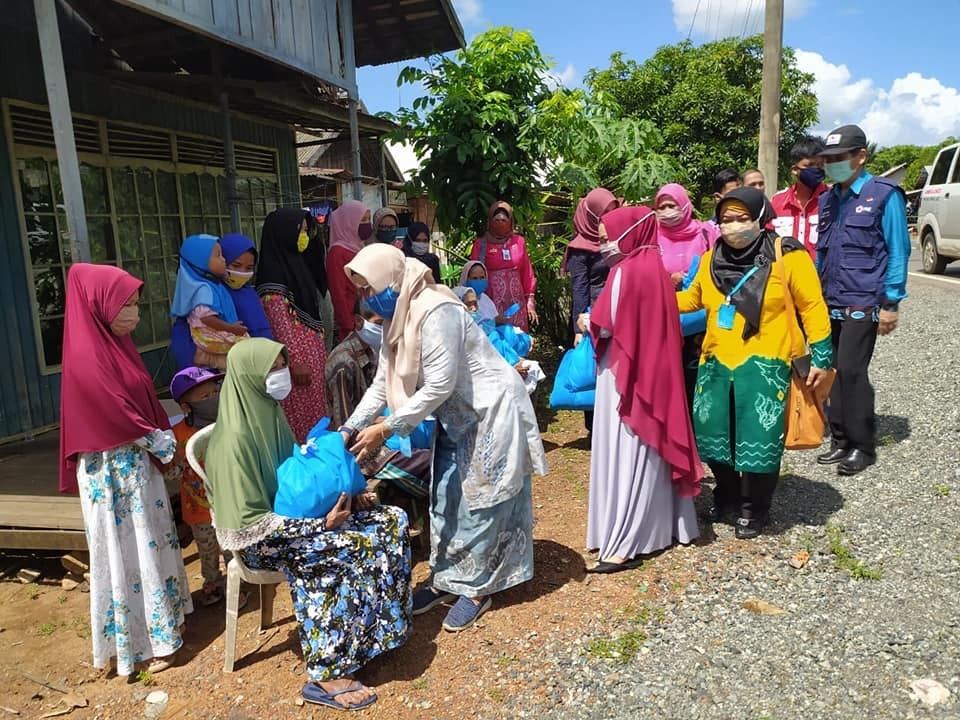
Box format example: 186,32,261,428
708,388,778,519
682,334,704,414
709,463,778,519
829,317,878,456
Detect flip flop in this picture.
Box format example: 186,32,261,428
586,557,645,574
302,681,377,711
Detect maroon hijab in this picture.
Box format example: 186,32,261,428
59,264,170,493
590,206,702,497
569,188,619,253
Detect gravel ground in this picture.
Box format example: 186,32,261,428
500,277,960,720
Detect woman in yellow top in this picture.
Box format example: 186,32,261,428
677,187,832,539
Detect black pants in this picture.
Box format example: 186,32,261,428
681,334,704,415
828,317,878,456
708,388,778,519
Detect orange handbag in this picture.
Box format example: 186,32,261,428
774,238,836,450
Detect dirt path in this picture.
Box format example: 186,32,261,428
0,405,712,720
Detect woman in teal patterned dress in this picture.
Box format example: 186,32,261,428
205,338,411,712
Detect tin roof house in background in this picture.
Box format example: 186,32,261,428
0,0,462,549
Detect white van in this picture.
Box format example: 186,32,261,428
917,142,960,273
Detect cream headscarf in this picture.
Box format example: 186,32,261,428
345,244,460,410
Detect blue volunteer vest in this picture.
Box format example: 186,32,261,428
817,176,902,307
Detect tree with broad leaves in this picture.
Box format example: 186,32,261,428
585,37,818,209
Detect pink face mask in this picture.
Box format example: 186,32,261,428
110,305,140,336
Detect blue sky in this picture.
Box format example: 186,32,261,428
358,0,960,174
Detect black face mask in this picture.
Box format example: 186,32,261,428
186,396,220,428
376,228,398,244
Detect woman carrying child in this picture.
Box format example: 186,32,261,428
170,234,248,369
60,264,192,677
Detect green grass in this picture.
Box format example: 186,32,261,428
487,687,507,703
495,653,517,668
56,593,67,605
36,622,57,636
933,483,950,497
411,678,428,691
585,630,648,664
23,583,40,600
877,434,896,447
136,669,155,686
825,523,883,581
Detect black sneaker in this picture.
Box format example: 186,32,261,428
735,516,764,540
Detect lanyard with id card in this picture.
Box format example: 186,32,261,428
717,265,759,330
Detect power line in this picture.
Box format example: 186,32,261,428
741,0,757,38
687,0,704,40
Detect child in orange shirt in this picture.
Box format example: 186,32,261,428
167,367,226,605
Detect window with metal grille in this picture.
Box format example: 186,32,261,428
5,100,283,371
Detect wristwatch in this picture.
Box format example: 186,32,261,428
880,301,899,312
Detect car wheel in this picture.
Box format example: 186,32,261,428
922,233,948,274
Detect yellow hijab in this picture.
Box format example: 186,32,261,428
345,244,460,410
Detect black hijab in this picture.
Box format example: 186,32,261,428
256,208,324,333
402,221,443,283
710,187,803,340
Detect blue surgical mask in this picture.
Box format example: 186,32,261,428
363,286,400,319
465,278,488,295
825,159,857,184
468,310,480,324
376,228,397,244
797,167,825,190
357,319,383,351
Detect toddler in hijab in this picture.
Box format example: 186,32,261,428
171,234,249,369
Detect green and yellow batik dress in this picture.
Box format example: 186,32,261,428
677,248,832,473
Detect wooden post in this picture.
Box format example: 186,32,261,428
213,50,241,232
339,0,364,201
379,143,388,208
33,0,90,262
758,0,784,192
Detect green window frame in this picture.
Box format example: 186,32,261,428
5,100,282,372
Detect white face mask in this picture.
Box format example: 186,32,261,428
411,240,430,256
357,319,383,351
599,215,655,268
656,207,685,227
265,367,292,401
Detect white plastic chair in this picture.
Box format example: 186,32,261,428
185,423,287,672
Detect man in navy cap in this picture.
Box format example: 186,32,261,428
815,124,910,476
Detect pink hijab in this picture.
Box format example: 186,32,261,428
59,264,170,493
655,183,718,275
329,199,368,253
590,206,702,498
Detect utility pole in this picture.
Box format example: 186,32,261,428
758,0,784,192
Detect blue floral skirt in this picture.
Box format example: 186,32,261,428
430,430,534,598
242,507,411,681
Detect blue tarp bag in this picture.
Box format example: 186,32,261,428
549,344,596,410
493,325,532,358
679,254,707,336
274,418,367,518
489,330,521,365
563,332,597,393
382,411,436,458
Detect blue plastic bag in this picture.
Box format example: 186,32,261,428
679,255,706,336
493,325,532,358
563,332,597,393
382,412,436,458
549,345,596,410
274,418,367,519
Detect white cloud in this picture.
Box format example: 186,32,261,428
453,0,483,24
795,50,960,147
672,0,809,39
540,63,579,90
385,140,423,182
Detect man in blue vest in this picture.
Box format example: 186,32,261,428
815,125,910,475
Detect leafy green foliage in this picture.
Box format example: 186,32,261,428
585,37,818,205
390,27,556,238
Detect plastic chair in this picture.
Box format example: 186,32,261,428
185,423,287,672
